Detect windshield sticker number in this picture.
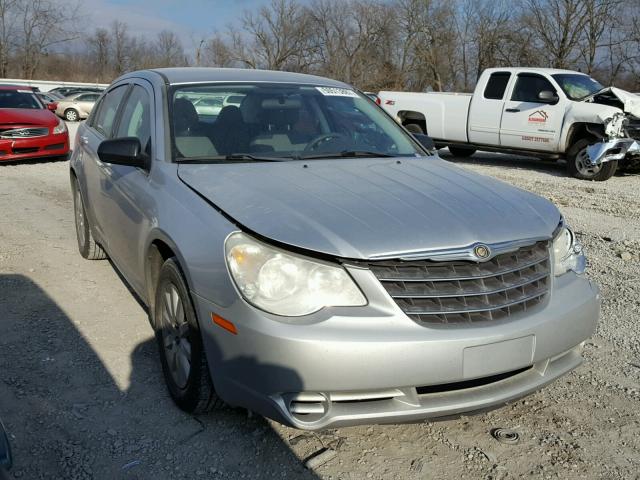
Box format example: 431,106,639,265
316,87,359,98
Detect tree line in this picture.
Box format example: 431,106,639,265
2,0,640,92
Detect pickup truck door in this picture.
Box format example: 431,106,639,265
499,73,564,152
467,71,512,145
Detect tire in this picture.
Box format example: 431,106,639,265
448,146,476,157
64,109,79,122
566,137,618,181
72,176,107,260
154,258,221,414
404,123,424,134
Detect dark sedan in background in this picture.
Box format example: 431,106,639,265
0,86,69,162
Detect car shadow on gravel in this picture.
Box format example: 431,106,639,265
0,274,320,479
440,151,567,177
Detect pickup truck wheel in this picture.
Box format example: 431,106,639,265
72,177,107,260
567,138,618,181
448,146,476,158
404,123,424,134
154,258,222,414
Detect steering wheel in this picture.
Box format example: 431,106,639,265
303,133,348,153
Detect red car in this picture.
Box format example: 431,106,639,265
0,85,69,162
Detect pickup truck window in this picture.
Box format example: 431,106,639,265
551,74,603,100
484,72,511,100
511,74,555,103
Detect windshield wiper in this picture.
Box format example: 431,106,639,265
177,153,286,164
298,150,398,160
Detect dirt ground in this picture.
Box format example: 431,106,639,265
0,140,639,479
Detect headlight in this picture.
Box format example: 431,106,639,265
552,225,585,276
225,232,366,316
52,117,67,135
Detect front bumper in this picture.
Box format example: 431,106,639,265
193,270,600,430
0,132,69,162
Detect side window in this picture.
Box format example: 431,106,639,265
92,85,128,137
511,74,555,103
484,72,511,100
116,85,151,154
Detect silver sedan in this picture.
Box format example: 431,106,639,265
70,68,599,430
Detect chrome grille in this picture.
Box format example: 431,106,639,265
0,127,49,138
367,241,550,325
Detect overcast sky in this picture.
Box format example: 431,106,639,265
82,0,274,50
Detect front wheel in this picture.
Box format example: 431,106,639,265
448,146,476,157
566,138,617,181
154,258,221,414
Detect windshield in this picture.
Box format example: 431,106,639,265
170,83,424,161
552,74,604,100
0,90,43,109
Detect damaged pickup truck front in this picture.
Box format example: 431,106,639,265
379,68,640,181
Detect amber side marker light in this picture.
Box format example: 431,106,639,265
211,313,238,335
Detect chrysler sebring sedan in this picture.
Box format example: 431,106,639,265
70,68,599,430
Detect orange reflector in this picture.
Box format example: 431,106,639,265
211,313,237,335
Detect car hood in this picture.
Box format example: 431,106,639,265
178,157,561,260
584,87,640,118
0,108,56,127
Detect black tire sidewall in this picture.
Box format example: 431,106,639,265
567,138,618,181
72,177,91,258
154,258,211,412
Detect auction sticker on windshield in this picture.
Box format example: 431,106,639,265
316,87,359,97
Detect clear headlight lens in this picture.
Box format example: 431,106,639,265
52,117,67,135
552,225,585,276
225,232,366,316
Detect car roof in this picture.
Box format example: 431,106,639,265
0,85,35,91
121,67,352,89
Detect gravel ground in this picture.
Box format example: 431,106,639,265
0,145,639,479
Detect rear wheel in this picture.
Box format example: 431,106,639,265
154,258,221,414
566,137,617,181
448,146,476,157
72,177,106,260
64,109,79,122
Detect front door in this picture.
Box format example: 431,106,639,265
499,73,565,152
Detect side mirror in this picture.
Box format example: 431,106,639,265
412,133,436,152
97,137,147,168
47,102,57,111
538,90,559,103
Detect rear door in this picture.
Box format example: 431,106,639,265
467,71,511,145
80,83,130,245
92,81,155,290
499,73,565,151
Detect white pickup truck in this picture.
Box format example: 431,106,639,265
379,67,640,181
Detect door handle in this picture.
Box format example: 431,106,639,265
505,108,520,113
79,135,88,145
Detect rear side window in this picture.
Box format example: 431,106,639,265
511,74,555,103
484,72,511,100
92,85,128,137
116,85,151,154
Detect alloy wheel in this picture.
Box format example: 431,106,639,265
160,283,192,389
575,147,602,178
74,187,86,248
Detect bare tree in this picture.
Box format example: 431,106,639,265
16,0,80,78
154,30,187,67
523,0,588,69
0,0,18,77
86,27,110,80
